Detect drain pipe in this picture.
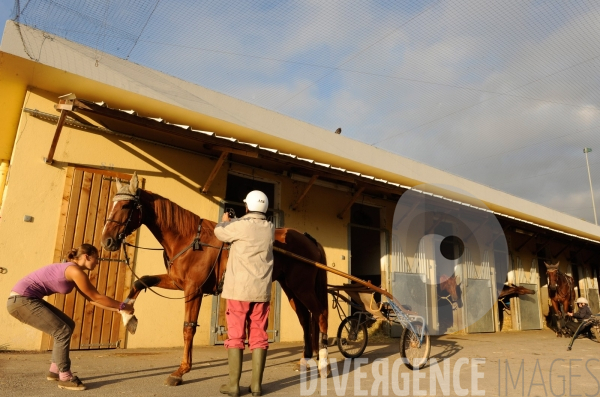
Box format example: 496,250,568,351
0,159,8,210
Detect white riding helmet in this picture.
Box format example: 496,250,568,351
577,297,589,305
243,190,269,213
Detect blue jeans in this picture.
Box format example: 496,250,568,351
7,295,74,372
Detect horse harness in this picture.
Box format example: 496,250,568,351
109,189,229,306
161,220,230,294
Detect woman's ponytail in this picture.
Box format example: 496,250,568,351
67,244,99,261
67,248,79,261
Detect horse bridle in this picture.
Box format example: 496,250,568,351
546,268,573,294
106,191,142,244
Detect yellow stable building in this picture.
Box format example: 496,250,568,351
2,21,600,352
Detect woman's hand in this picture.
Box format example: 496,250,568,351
222,212,230,222
120,303,135,315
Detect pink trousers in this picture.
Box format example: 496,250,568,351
224,299,270,350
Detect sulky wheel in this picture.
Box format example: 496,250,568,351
590,324,600,343
337,316,368,359
400,322,431,370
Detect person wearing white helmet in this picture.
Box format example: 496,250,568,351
214,190,274,397
566,297,593,338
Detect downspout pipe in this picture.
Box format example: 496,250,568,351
0,159,8,208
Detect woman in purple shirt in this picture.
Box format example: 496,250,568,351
7,244,134,391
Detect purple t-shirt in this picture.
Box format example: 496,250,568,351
12,262,77,299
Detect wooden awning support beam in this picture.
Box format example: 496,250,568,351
583,250,597,263
44,94,76,165
204,144,258,158
535,238,553,255
516,234,537,252
392,200,420,230
574,244,587,256
552,241,572,259
337,186,365,220
201,152,228,194
486,224,511,246
290,175,318,211
464,217,490,243
585,253,599,265
426,217,446,235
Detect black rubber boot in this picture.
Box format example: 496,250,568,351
220,348,243,397
248,348,267,396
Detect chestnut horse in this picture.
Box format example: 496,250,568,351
438,274,461,309
545,261,575,337
498,283,535,300
101,173,329,386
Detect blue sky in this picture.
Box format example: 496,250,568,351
0,1,12,34
3,1,600,223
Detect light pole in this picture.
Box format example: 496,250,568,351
584,147,597,225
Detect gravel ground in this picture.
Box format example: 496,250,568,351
1,329,599,396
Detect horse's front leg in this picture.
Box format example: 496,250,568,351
165,290,203,386
551,300,563,337
562,299,572,336
122,274,181,334
127,274,181,302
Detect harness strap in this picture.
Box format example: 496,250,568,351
215,243,227,295
122,240,227,300
166,220,203,268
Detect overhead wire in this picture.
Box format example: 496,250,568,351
9,0,600,222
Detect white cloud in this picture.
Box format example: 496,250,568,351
12,0,600,222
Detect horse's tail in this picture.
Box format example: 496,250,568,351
303,232,328,312
312,241,328,353
315,241,328,312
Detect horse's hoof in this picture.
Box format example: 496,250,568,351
164,376,183,386
567,347,572,351
294,358,309,372
319,364,331,379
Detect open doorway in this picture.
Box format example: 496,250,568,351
223,173,277,221
434,222,458,334
210,172,281,344
349,203,385,314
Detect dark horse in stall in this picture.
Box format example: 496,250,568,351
101,173,329,386
545,261,575,337
438,274,461,306
498,283,536,300
437,274,461,333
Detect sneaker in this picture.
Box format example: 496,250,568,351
57,376,86,391
47,372,59,381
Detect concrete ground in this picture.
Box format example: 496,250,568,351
1,329,599,396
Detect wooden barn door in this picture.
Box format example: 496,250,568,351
41,167,139,351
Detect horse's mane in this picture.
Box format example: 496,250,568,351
143,190,202,237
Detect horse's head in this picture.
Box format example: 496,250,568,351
515,285,536,296
545,261,560,291
439,274,460,303
101,172,143,252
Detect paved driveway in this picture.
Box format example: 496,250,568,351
1,329,599,396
